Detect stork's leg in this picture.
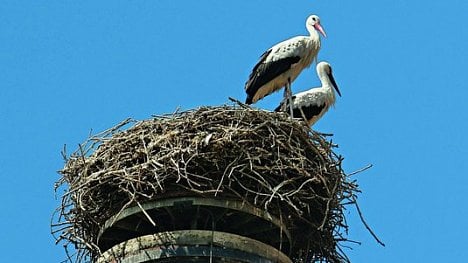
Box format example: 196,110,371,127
286,79,294,119
282,86,288,111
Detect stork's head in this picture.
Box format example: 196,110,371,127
317,61,341,97
306,15,326,38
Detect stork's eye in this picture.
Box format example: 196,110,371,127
312,17,317,21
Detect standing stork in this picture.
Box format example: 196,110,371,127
244,14,326,116
275,61,341,127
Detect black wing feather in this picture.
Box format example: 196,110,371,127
297,104,325,120
275,98,325,121
245,49,300,104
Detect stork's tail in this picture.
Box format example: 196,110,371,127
245,96,253,105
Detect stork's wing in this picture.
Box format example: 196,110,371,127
296,104,325,120
275,94,325,122
245,49,300,104
274,95,297,112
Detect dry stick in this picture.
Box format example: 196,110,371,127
347,164,373,177
318,199,331,231
78,144,87,165
319,171,343,230
352,195,386,247
336,246,352,263
61,144,68,162
63,245,74,263
228,96,252,109
216,159,241,196
136,201,157,227
316,131,334,137
264,178,296,209
108,198,135,227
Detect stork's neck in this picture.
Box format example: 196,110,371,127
318,71,336,98
306,24,320,41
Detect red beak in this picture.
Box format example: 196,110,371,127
314,23,327,38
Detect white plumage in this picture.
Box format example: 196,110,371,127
275,61,341,126
244,14,326,109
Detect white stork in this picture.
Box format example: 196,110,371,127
275,61,341,127
244,14,326,115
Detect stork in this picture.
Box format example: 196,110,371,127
275,61,341,127
244,14,326,116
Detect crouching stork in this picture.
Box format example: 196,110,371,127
275,61,341,126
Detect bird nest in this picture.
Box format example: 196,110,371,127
53,105,359,263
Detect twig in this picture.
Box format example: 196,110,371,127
353,195,385,247
228,97,251,109
136,201,157,227
347,164,373,177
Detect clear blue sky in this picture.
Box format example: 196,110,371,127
1,1,467,262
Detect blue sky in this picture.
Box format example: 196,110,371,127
1,0,467,262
